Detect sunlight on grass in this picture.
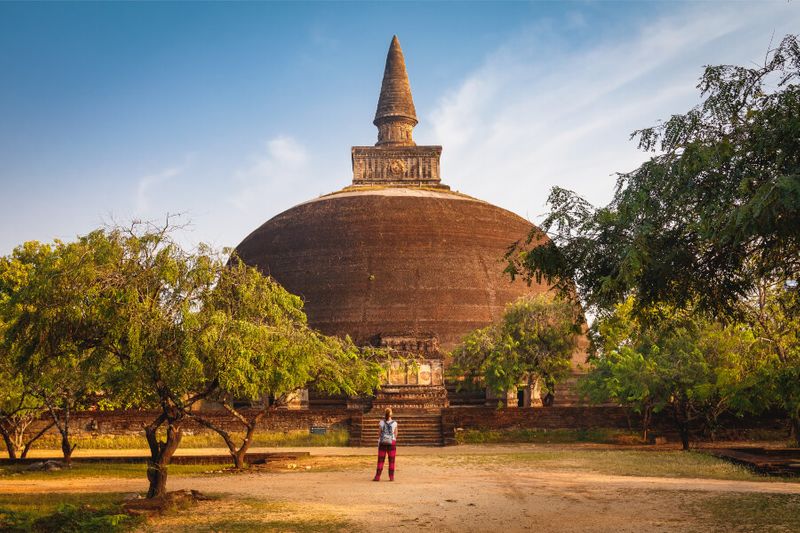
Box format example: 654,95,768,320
433,449,796,483
147,496,355,532
695,492,800,530
0,492,142,532
0,462,230,480
30,429,350,451
0,492,355,533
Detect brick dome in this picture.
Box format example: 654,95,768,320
234,187,549,351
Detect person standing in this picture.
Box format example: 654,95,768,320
373,408,397,481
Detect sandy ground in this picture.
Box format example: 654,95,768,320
4,447,800,532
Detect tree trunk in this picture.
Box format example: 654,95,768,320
60,433,75,464
232,420,260,469
678,424,690,451
641,406,652,442
45,401,76,464
189,406,264,470
232,447,247,470
791,414,800,448
216,428,243,469
673,400,690,451
21,421,56,459
145,421,182,499
0,426,17,460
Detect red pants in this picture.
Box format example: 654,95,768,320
374,441,396,480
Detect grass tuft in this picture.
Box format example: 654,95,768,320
0,493,143,532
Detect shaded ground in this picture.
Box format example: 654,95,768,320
2,445,799,532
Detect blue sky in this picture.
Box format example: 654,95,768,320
1,1,798,254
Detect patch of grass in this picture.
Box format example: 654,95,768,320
0,492,354,533
685,493,800,532
437,449,797,482
455,427,645,445
0,462,230,480
146,496,356,532
191,517,354,533
0,493,142,532
30,429,350,451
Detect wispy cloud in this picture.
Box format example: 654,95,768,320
425,2,800,219
135,155,194,214
229,136,311,215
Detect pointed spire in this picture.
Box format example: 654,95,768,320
374,35,417,146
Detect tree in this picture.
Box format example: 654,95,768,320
582,298,758,449
94,224,238,498
744,282,800,445
95,221,383,496
0,268,53,460
506,35,800,446
183,259,384,469
0,238,114,463
451,295,580,402
506,34,800,317
0,365,53,460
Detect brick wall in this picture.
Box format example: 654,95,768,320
31,409,357,437
443,406,790,439
28,406,789,440
444,406,633,430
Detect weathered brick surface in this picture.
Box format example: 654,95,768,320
444,406,632,430
29,409,356,437
25,407,788,443
235,192,552,352
443,406,790,439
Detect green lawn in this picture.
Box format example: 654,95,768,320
0,492,354,533
684,491,800,532
0,492,143,532
28,428,350,451
0,462,231,480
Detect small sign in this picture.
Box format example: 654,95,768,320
310,426,327,435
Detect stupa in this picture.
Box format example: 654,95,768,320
234,36,577,411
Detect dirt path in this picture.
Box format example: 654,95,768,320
3,454,799,532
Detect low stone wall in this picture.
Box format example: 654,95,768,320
31,408,357,437
443,406,790,440
26,406,789,441
444,406,633,431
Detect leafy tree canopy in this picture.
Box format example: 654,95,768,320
581,298,761,448
0,235,119,461
507,35,800,317
451,295,581,396
0,221,385,488
743,282,800,444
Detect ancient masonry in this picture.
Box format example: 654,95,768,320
234,36,587,444
351,37,445,189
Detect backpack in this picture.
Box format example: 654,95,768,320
380,420,395,444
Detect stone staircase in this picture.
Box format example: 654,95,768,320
351,410,451,446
